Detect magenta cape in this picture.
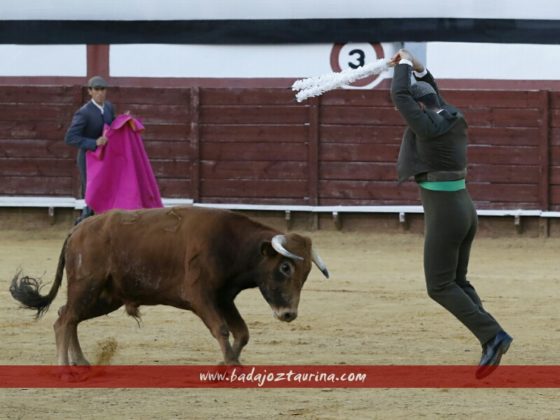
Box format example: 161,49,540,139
85,114,163,213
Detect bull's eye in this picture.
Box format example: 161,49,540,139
279,261,293,277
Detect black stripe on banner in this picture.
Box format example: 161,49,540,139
2,18,560,44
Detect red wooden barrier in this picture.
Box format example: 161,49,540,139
0,85,554,210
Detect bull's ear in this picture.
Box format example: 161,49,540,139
260,241,277,257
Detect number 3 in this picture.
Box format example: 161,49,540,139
348,49,365,69
330,43,385,88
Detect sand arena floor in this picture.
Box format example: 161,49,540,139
1,226,559,419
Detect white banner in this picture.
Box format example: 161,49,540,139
1,0,559,21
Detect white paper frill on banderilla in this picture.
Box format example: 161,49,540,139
291,58,390,102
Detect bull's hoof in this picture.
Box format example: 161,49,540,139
71,360,91,367
219,359,241,366
55,365,92,383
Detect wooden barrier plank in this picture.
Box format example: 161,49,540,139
143,141,191,160
550,146,560,165
549,185,560,205
320,180,418,200
202,179,308,198
0,86,81,104
471,201,541,210
0,176,74,195
149,159,192,178
551,128,560,145
320,163,540,186
320,90,394,107
0,85,555,209
201,142,307,161
321,163,540,184
140,123,191,141
319,197,420,206
199,197,311,205
548,91,560,109
468,183,539,203
445,90,543,108
551,109,560,128
0,158,74,177
468,145,540,165
320,180,538,205
190,86,201,202
468,127,541,146
539,90,550,211
201,88,296,105
321,144,399,162
110,87,191,106
549,166,560,184
320,106,403,125
320,125,403,144
321,90,542,109
308,97,320,206
0,139,73,159
463,108,542,128
320,162,396,181
200,106,308,124
113,104,190,124
1,104,75,121
0,121,68,140
201,161,307,179
201,124,308,143
157,178,192,198
467,164,540,183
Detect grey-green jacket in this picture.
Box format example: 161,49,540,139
391,63,468,183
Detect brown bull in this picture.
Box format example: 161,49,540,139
10,206,329,365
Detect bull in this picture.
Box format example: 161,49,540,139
10,206,329,365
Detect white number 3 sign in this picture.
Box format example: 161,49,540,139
329,43,386,88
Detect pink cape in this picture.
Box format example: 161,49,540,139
85,114,163,213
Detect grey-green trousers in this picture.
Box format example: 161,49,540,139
420,187,502,345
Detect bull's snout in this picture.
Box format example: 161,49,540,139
274,309,298,323
280,311,297,322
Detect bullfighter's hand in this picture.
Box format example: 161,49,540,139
411,56,425,73
388,51,402,66
396,49,414,63
390,49,414,66
96,136,108,146
390,49,425,73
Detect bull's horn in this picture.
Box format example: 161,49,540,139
311,248,330,279
271,235,304,261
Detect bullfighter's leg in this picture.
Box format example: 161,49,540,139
193,302,239,365
219,301,250,360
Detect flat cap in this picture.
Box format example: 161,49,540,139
410,81,436,99
87,75,108,88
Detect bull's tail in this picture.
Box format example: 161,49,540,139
10,236,69,319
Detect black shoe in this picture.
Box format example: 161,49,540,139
74,206,94,225
476,330,513,379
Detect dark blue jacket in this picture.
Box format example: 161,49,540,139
65,100,115,195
